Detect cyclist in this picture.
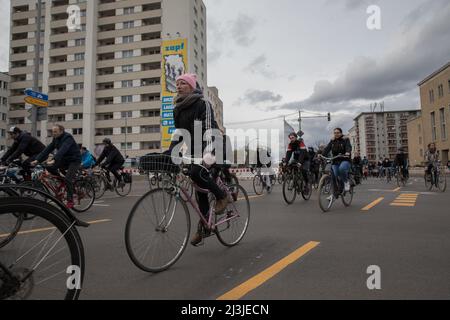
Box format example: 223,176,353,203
81,147,96,169
0,126,45,179
95,138,125,187
322,128,352,193
394,147,409,179
352,153,362,184
424,143,440,176
31,125,81,209
382,157,392,180
169,73,228,246
285,131,310,194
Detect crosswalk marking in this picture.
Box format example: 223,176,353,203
390,193,419,207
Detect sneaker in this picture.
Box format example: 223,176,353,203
190,232,203,246
344,182,351,192
214,197,229,214
66,200,74,209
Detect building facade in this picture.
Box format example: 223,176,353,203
406,114,425,167
206,86,224,131
353,110,420,163
0,73,9,153
9,0,221,158
412,62,450,165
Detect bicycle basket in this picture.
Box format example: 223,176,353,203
139,153,180,174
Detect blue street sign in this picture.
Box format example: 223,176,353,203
162,120,174,127
24,89,48,101
162,112,174,119
162,104,175,111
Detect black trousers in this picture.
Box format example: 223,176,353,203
47,162,80,201
190,165,225,218
106,161,124,182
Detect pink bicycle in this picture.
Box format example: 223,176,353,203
125,154,250,273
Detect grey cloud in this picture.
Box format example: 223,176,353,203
230,14,257,47
244,55,276,78
270,1,450,111
235,89,283,106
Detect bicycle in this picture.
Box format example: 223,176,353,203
424,161,446,192
318,155,356,213
0,161,25,184
125,154,250,273
395,166,408,187
252,166,274,195
0,185,88,300
21,165,95,212
90,166,132,199
282,161,313,205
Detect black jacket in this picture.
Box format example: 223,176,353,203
36,132,81,165
96,144,124,166
286,139,308,164
1,131,45,164
323,136,352,164
170,94,218,157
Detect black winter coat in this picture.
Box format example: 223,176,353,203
36,132,81,165
1,131,45,163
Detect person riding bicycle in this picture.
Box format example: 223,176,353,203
424,143,440,176
352,153,363,184
285,131,310,194
168,73,228,246
394,147,409,179
382,157,392,179
31,125,81,209
95,138,125,187
81,146,96,170
0,126,45,179
322,128,352,193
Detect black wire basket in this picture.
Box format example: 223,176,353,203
139,154,180,174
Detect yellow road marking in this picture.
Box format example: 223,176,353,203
392,187,401,192
217,241,320,300
237,195,264,201
0,219,112,238
362,197,384,211
390,203,415,207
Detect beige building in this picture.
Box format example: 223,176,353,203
0,72,9,153
9,0,221,158
410,62,450,165
206,86,224,131
406,114,425,167
353,110,420,163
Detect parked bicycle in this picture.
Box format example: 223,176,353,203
125,154,250,273
318,155,356,212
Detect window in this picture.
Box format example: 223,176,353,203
438,84,444,98
448,79,450,93
121,142,132,150
74,52,85,61
75,38,85,46
122,80,133,88
141,125,160,133
123,35,134,44
73,97,83,105
121,111,132,118
73,113,83,120
429,89,435,103
122,50,133,58
123,21,134,29
440,108,447,140
121,127,132,134
123,7,134,15
121,96,133,103
73,128,83,135
2,113,6,121
431,112,437,141
74,82,84,90
122,65,133,73
74,68,84,76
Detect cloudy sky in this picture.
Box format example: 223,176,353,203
204,0,450,144
1,0,449,146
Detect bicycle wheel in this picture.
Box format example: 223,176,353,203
424,173,433,190
277,174,283,185
92,175,107,199
115,178,132,197
0,198,84,300
437,169,447,192
125,188,190,273
341,186,354,207
282,174,297,204
72,179,95,213
0,211,23,249
318,175,334,212
215,184,250,247
252,174,264,195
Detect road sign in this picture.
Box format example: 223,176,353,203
24,96,49,107
24,89,48,101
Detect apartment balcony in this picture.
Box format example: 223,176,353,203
97,9,162,26
96,39,161,55
97,25,162,41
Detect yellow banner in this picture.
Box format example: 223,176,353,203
24,96,49,107
161,38,188,150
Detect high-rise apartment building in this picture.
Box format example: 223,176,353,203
9,0,220,158
0,72,9,152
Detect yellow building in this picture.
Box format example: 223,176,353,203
410,62,450,166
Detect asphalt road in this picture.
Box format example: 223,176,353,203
74,176,450,300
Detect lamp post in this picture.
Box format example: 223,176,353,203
31,0,42,137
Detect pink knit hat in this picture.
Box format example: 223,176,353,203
176,73,197,89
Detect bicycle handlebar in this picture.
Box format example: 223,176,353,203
318,154,350,161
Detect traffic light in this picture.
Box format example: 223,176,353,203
327,113,331,122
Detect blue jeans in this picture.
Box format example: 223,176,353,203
332,161,351,190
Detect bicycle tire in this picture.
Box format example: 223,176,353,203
125,188,191,273
318,174,334,212
71,179,95,213
282,174,297,204
437,169,447,192
0,197,85,300
301,178,313,201
215,184,250,247
115,178,132,197
252,175,264,195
